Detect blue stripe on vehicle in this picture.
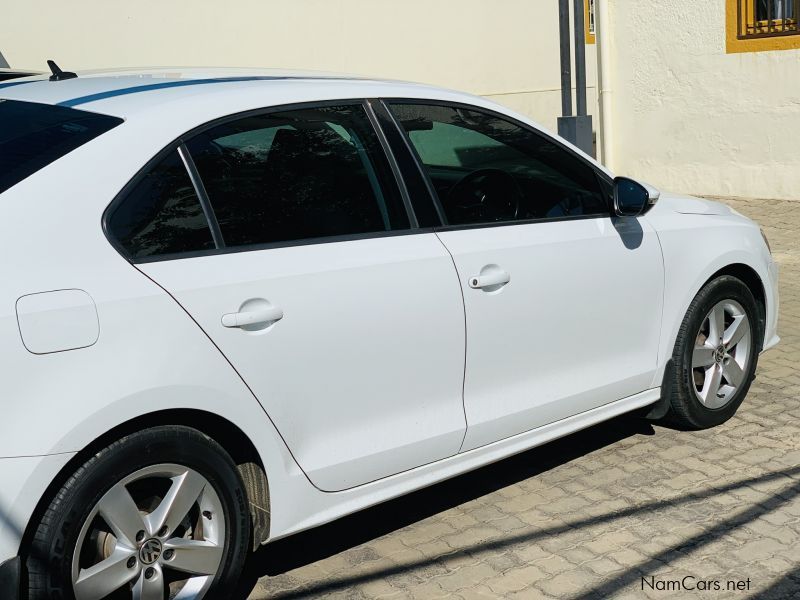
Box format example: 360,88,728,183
57,76,294,107
0,79,42,90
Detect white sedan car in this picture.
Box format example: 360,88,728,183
0,67,779,600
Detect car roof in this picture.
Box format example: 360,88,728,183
0,67,475,119
0,66,606,180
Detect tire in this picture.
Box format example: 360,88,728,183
666,275,761,429
25,426,249,600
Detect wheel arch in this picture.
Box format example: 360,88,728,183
654,235,772,385
708,263,766,348
19,409,271,561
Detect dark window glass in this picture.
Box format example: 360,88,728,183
0,99,123,195
186,104,408,247
107,151,214,258
388,103,608,226
756,0,795,20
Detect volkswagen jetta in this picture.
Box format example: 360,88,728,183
0,67,779,599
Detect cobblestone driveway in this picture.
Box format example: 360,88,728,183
242,198,800,599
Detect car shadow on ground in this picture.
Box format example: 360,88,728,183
231,413,658,598
232,411,800,600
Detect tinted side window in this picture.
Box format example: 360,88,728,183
107,151,214,258
388,103,607,226
187,104,408,248
0,99,122,195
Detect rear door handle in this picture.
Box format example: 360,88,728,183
469,270,511,290
221,306,284,328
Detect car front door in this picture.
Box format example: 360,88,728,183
106,102,467,491
385,101,664,451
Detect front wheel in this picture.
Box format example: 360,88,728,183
25,426,249,600
666,275,761,429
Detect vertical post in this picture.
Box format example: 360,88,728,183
559,0,573,118
795,0,799,31
768,0,773,32
558,0,593,155
573,0,587,116
595,0,613,167
737,0,743,37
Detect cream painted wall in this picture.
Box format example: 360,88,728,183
3,1,795,199
607,1,800,200
0,0,596,135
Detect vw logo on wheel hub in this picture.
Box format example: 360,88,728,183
714,345,726,363
139,538,163,565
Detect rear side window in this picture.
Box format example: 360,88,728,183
0,99,122,195
186,104,408,248
106,151,214,258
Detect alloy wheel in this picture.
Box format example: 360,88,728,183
71,464,225,600
691,299,752,409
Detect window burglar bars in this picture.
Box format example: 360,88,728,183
738,0,799,38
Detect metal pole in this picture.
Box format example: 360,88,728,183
573,0,587,116
595,0,613,166
559,0,572,117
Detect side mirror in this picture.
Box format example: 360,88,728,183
613,177,660,217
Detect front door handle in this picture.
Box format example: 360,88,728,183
222,306,284,328
469,269,511,290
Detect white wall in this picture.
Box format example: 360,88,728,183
607,1,800,200
0,0,596,136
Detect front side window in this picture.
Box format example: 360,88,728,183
0,99,122,195
106,151,214,258
388,102,607,226
186,104,408,248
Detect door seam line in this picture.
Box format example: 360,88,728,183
432,231,470,452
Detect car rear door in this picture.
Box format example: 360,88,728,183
382,100,664,451
106,102,467,491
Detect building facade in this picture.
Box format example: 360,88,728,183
1,0,797,200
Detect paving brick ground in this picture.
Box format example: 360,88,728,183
241,197,800,599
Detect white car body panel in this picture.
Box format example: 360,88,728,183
643,196,780,383
0,70,779,570
436,216,664,451
139,234,468,492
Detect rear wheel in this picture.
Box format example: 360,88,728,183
666,275,761,429
26,426,249,600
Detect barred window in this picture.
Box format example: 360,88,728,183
737,0,799,39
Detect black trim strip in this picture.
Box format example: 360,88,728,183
364,99,419,229
433,212,605,233
132,227,434,264
177,143,226,249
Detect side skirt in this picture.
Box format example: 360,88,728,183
268,387,661,541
